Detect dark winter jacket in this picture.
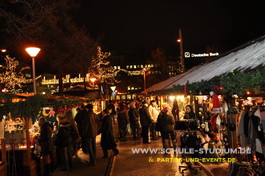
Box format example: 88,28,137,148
38,122,53,155
76,110,98,138
128,108,139,124
55,122,75,148
157,112,175,132
117,110,129,130
98,115,117,150
184,111,195,119
74,109,87,136
139,106,152,126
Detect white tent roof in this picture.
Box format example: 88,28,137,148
143,35,265,94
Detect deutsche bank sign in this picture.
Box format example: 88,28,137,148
184,52,219,58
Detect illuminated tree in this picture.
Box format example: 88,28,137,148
89,46,122,84
0,0,96,94
0,56,31,92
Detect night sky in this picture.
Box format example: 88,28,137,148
1,0,265,69
77,0,265,56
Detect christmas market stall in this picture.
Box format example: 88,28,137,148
143,35,265,175
0,91,102,176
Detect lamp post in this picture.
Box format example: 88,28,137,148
142,67,149,91
177,29,185,72
90,77,97,88
25,47,41,94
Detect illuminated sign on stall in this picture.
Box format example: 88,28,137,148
41,74,90,85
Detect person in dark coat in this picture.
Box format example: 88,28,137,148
55,113,77,171
107,101,117,123
184,105,195,119
139,101,152,144
38,117,53,176
98,108,119,158
172,100,180,121
117,104,129,141
157,107,176,149
128,102,140,140
82,104,99,166
74,105,87,151
65,110,80,156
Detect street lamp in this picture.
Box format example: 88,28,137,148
90,77,97,88
178,29,185,72
142,67,149,91
25,47,41,94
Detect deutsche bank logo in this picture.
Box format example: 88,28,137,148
184,52,190,58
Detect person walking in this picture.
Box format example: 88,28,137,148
128,102,140,140
74,105,87,153
98,108,119,158
82,104,99,166
55,113,78,171
38,117,53,176
139,101,152,144
148,100,160,140
117,104,129,141
157,107,176,150
65,110,80,157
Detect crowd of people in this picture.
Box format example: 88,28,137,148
37,103,119,175
37,99,195,175
115,99,182,148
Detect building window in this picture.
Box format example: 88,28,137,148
25,73,31,78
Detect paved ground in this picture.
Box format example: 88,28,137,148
113,136,207,176
51,123,229,176
201,162,228,176
53,135,109,176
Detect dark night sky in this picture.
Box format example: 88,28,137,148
76,0,265,56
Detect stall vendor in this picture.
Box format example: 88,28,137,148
183,105,195,119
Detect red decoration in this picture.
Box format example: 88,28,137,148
212,94,222,113
213,85,223,90
184,85,187,97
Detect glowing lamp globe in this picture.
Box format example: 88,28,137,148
25,47,41,57
90,77,97,83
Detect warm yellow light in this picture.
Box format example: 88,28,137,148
25,47,41,57
176,95,184,100
169,96,175,101
177,39,181,43
90,77,97,83
1,49,6,53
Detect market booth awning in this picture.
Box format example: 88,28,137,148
54,84,102,99
143,35,265,94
